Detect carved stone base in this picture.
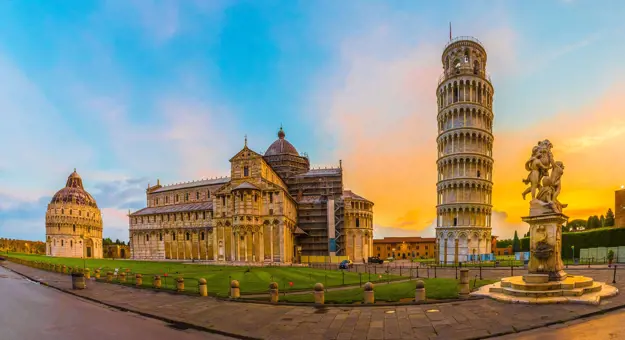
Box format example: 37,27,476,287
522,213,568,281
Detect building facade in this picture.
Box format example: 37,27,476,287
129,128,374,263
0,238,46,254
45,170,103,258
373,237,436,260
616,187,625,228
436,36,494,264
103,244,131,259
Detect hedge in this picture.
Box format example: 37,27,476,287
520,227,625,258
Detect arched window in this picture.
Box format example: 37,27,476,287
202,211,206,219
70,209,72,215
61,240,64,246
166,196,169,203
79,210,82,216
70,240,73,247
244,166,249,177
175,194,179,202
159,233,163,241
73,225,76,232
207,190,210,198
196,192,199,200
172,233,176,241
201,232,205,241
356,218,360,228
146,234,149,242
186,232,190,241
195,212,198,220
61,209,64,214
185,193,189,202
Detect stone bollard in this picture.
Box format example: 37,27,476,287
314,283,325,305
198,278,208,297
106,271,113,282
136,274,143,287
363,282,375,304
71,272,86,290
84,268,91,279
62,265,67,274
153,275,162,289
95,269,100,279
176,277,185,292
415,280,426,302
230,280,240,299
269,282,279,303
459,268,470,296
119,272,127,283
55,264,60,273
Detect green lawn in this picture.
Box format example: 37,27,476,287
4,253,404,297
255,278,496,303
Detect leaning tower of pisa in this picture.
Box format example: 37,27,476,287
435,36,494,264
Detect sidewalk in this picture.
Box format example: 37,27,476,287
3,261,624,340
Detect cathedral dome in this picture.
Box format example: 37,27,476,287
265,127,300,156
50,169,98,208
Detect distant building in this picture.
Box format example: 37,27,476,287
45,169,103,258
373,237,436,260
616,187,625,227
0,238,45,254
103,244,131,259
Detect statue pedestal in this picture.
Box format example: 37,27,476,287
522,213,568,281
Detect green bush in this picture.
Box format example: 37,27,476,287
521,227,625,258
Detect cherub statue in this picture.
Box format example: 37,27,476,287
549,161,568,210
522,145,551,200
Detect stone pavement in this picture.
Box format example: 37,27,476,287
3,261,625,340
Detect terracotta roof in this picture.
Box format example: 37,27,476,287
373,237,436,243
151,177,230,193
342,190,372,204
130,201,213,216
264,127,300,156
50,169,98,208
232,182,260,191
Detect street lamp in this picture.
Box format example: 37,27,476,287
571,245,575,265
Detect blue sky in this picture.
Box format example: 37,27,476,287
1,0,625,242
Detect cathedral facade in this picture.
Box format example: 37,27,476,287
129,128,374,263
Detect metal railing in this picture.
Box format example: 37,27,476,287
444,36,485,50
437,68,492,86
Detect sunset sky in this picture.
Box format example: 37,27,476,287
1,1,624,242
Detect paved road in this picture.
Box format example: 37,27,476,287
493,309,625,340
0,266,233,340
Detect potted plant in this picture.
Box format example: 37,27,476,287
607,250,615,267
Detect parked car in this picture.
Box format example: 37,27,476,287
339,260,353,269
367,256,384,264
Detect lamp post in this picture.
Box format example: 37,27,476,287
571,245,575,265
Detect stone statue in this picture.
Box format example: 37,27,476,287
523,140,566,215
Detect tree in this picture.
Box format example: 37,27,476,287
606,209,615,227
512,231,521,253
103,238,113,246
600,215,605,228
114,239,121,245
496,239,513,248
568,219,586,232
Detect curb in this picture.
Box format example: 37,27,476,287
2,264,260,340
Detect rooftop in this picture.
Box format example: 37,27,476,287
151,177,230,193
295,168,342,178
373,237,436,243
130,201,213,216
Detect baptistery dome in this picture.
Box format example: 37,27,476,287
45,169,103,258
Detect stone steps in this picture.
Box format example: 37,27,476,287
490,281,603,298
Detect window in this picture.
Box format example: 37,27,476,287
377,246,380,251
222,196,225,206
61,240,64,246
202,211,205,219
58,226,60,231
477,170,481,178
195,212,198,220
175,194,179,202
207,190,210,198
244,166,249,177
196,192,200,200
73,225,76,232
172,233,176,241
70,240,73,247
186,233,190,241
61,209,64,214
269,193,273,203
269,209,273,215
187,213,190,220
174,214,177,221
201,232,205,241
167,214,170,221
146,234,149,242
356,218,360,228
70,209,72,215
79,210,82,216
185,193,189,202
166,196,169,203
159,233,163,241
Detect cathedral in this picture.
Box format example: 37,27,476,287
129,128,374,263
